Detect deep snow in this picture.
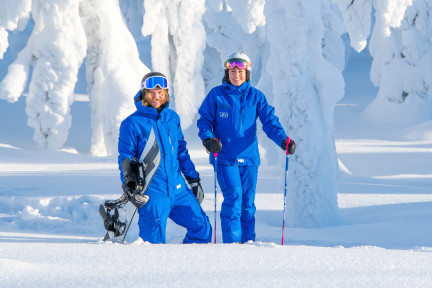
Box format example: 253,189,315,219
0,48,431,286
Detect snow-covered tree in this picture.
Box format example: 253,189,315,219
365,0,432,126
203,0,268,92
332,0,373,52
0,27,7,58
322,2,347,71
0,0,146,155
141,0,206,129
0,1,31,102
228,0,265,34
264,0,344,227
369,0,413,90
0,0,31,60
80,0,147,156
119,0,145,41
335,0,432,128
1,0,86,150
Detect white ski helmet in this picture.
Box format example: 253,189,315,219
224,52,252,71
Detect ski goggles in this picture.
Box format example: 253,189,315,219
140,76,168,90
224,58,251,70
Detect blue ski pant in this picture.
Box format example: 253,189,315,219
217,165,258,243
137,187,212,244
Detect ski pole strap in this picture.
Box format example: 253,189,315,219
285,137,291,156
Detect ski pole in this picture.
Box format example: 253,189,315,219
282,137,291,246
214,152,218,244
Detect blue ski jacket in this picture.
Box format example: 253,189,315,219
197,80,287,166
118,92,199,199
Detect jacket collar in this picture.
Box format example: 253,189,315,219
222,80,251,95
135,95,170,119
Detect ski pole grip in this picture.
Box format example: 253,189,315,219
285,137,291,155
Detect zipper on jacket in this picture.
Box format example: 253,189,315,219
156,120,170,197
239,92,244,132
168,131,174,154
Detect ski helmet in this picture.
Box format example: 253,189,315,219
223,52,251,83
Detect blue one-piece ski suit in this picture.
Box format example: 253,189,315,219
118,93,212,244
197,80,287,243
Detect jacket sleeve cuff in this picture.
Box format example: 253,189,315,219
185,173,200,184
200,131,215,141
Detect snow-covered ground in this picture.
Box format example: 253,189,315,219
1,50,432,286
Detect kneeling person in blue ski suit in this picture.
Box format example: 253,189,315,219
118,72,212,244
197,53,296,243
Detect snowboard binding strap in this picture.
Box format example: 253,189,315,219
99,205,126,239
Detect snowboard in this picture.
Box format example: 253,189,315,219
99,127,161,243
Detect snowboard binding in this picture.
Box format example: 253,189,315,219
99,204,127,239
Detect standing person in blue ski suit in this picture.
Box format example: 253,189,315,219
118,72,212,244
197,53,296,243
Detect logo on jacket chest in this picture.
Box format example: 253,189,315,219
219,112,229,118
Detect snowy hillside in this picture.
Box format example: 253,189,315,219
1,0,432,287
1,48,431,287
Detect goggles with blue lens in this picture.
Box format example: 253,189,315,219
140,76,168,90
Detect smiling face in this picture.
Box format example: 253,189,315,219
143,87,168,109
228,67,247,86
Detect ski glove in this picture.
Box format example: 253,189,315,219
281,138,296,155
185,176,204,204
202,138,222,153
122,182,135,197
122,182,149,209
121,157,141,190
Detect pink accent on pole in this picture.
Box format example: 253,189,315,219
285,137,291,155
282,222,285,245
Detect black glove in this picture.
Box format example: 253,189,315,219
281,138,296,155
122,182,149,208
185,176,204,204
202,138,222,153
121,157,148,208
122,182,135,197
121,157,140,190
